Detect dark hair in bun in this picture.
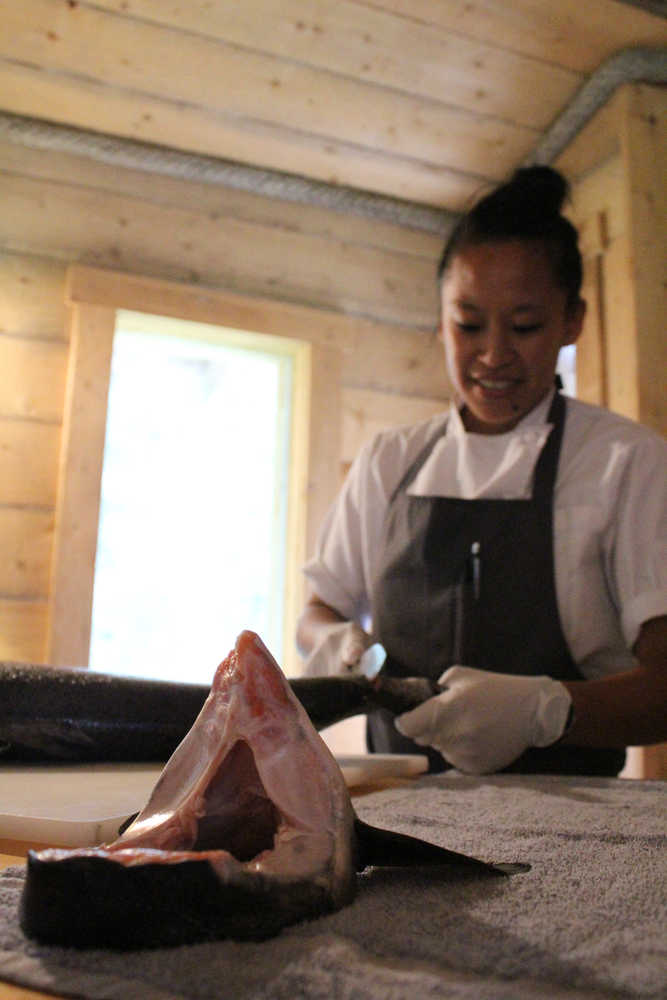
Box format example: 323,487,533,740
437,165,583,310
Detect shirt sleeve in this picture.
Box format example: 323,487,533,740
554,403,667,675
609,431,667,648
302,436,382,622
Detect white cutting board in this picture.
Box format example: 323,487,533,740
336,754,427,787
0,755,427,848
0,763,164,847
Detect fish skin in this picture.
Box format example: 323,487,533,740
18,632,523,949
0,660,438,763
0,662,210,762
21,849,340,947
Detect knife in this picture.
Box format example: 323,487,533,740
357,642,387,681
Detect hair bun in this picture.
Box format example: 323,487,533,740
437,163,582,305
506,166,569,216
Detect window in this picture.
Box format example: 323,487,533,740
89,312,295,683
557,344,576,397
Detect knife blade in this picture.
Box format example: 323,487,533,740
357,642,387,681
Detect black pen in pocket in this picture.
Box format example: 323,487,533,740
471,540,481,601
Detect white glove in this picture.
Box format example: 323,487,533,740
395,665,572,774
304,622,372,677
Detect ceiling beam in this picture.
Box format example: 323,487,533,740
1,48,664,235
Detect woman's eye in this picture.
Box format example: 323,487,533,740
456,322,482,333
513,324,542,335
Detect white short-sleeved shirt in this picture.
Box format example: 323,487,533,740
304,392,667,680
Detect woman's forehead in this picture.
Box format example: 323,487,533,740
441,240,563,304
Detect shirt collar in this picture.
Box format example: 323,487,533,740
447,387,556,439
408,389,558,500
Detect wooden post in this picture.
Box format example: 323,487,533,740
47,302,116,666
618,84,666,436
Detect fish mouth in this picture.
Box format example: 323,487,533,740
68,641,350,878
191,739,281,859
111,738,283,865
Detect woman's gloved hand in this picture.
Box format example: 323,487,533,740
395,665,573,774
304,621,372,677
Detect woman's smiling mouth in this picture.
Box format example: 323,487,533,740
471,375,521,394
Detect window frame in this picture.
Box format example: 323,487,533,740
48,265,341,675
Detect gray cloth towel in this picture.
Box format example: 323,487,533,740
1,774,665,999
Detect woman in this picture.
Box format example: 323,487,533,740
296,166,667,776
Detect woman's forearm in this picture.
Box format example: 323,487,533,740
563,616,667,747
295,593,347,658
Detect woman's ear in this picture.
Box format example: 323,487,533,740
563,297,586,346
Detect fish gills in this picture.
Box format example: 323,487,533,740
20,631,357,948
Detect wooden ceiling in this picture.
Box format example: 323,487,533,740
2,0,666,213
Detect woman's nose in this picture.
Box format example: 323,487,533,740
478,327,514,366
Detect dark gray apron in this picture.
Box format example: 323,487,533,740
369,390,625,776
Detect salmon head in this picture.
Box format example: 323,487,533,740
20,631,357,948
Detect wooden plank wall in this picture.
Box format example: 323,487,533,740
0,135,450,664
558,83,665,437
557,83,666,780
0,255,67,661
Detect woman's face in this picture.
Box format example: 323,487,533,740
440,240,584,434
